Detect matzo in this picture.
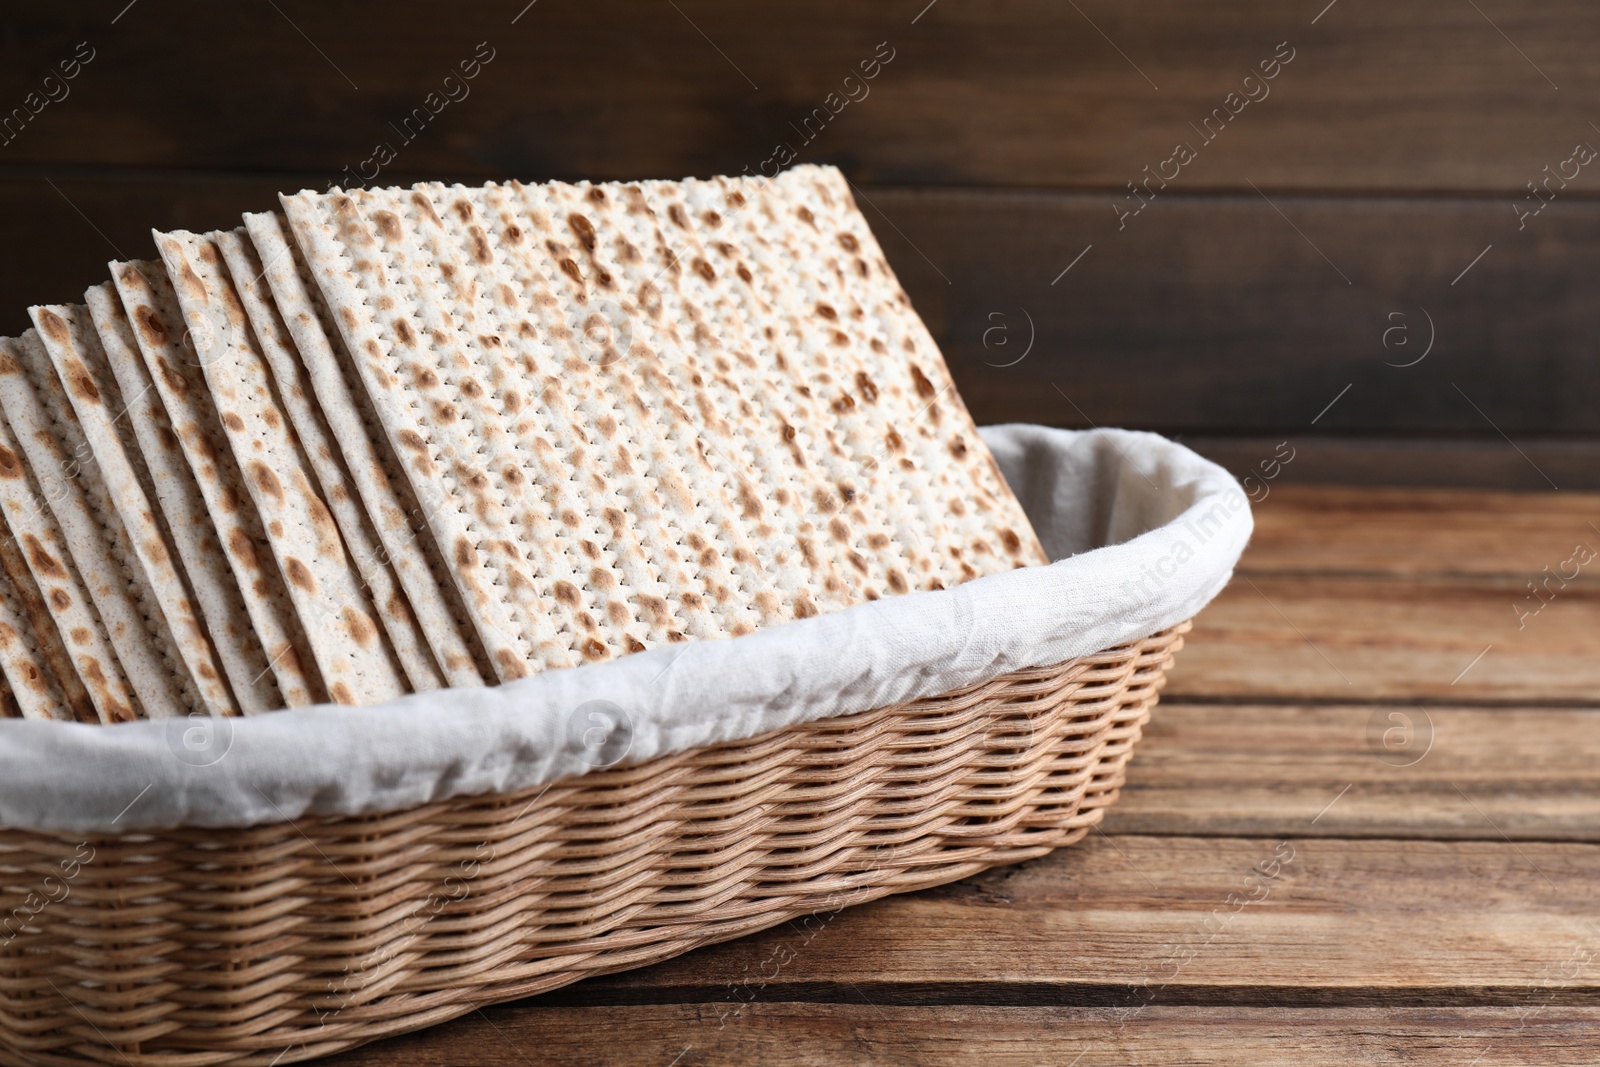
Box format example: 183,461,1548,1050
280,165,1046,680
766,167,1046,575
0,329,198,720
0,504,95,721
85,281,283,714
155,227,409,706
32,302,237,717
283,189,588,680
156,228,412,703
110,260,323,707
560,176,909,605
284,184,768,680
482,180,828,617
0,345,139,723
244,212,488,689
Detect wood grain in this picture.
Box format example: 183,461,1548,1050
547,835,1600,998
4,178,1600,444
870,190,1600,437
6,1,1600,195
1187,436,1600,494
1106,703,1600,840
1166,573,1600,703
1241,485,1600,578
324,1005,1600,1066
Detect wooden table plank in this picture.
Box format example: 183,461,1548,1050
326,1005,1600,1066
1187,436,1600,494
887,191,1600,438
13,1,1600,196
562,836,1600,997
1241,486,1600,579
1106,704,1600,840
1165,575,1600,703
10,178,1600,445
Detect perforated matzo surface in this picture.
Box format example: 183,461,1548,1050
279,164,1046,681
156,229,408,706
110,260,322,707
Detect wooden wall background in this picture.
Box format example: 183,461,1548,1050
0,0,1595,487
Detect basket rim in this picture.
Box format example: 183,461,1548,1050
0,425,1248,834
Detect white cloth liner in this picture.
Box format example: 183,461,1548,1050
0,426,1252,832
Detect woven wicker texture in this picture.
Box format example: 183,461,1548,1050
0,622,1185,1066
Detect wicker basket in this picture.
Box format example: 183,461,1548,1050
0,620,1187,1066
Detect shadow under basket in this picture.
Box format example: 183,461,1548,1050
0,621,1188,1065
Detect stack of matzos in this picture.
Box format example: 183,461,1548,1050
0,165,1046,723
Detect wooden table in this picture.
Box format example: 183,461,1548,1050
329,485,1600,1065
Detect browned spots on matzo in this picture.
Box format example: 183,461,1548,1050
24,535,66,579
226,527,260,571
343,606,378,648
176,261,206,303
133,304,169,346
468,226,493,264
249,461,285,502
155,356,189,396
284,557,316,593
410,191,444,227
373,211,402,241
307,496,338,543
569,213,597,251
65,361,101,404
494,648,529,679
36,308,69,344
0,444,21,479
